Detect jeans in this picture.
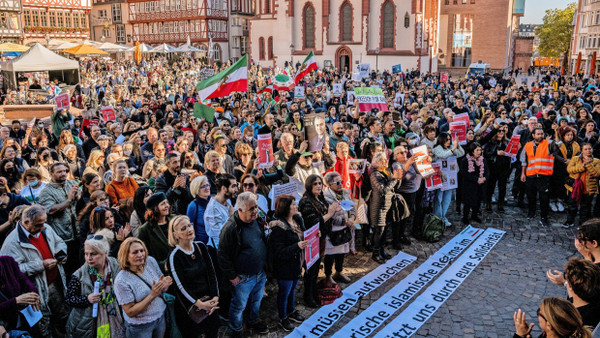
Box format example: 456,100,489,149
229,271,267,332
125,315,166,338
433,189,453,221
277,279,299,320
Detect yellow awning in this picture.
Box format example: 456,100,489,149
62,44,109,56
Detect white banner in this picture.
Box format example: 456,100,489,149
374,228,505,338
289,252,416,337
332,226,482,338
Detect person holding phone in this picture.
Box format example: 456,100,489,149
155,153,193,215
432,133,465,227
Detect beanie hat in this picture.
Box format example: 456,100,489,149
146,192,167,209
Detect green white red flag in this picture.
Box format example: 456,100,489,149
294,51,317,84
196,55,247,100
273,74,295,91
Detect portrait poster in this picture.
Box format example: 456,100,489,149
257,133,274,169
332,83,344,97
348,159,367,174
304,223,320,270
411,145,435,176
304,113,327,152
294,86,305,100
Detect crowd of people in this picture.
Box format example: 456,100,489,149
0,53,597,337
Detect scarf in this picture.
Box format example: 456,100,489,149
466,154,485,178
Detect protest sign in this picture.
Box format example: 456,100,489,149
354,87,389,112
440,72,449,83
449,121,467,145
55,93,70,110
394,92,404,107
101,106,116,122
348,159,367,174
347,91,355,105
392,64,402,74
411,145,435,176
294,86,305,100
358,63,371,80
504,134,521,158
305,113,327,152
79,119,100,138
425,162,443,191
269,182,298,210
332,83,343,97
438,157,458,191
257,133,274,169
304,224,320,270
453,113,470,125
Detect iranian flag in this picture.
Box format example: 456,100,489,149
196,55,247,100
273,74,295,91
258,84,273,94
294,50,317,84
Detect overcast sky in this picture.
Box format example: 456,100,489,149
522,0,574,24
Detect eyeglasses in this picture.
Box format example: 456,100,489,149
331,181,342,186
200,184,211,190
87,234,104,240
241,153,252,157
536,308,546,322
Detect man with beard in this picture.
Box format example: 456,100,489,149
329,122,351,152
155,153,193,215
82,124,101,159
520,128,563,227
204,173,238,248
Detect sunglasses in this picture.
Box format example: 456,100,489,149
87,234,104,240
536,307,546,322
243,183,255,188
331,181,342,186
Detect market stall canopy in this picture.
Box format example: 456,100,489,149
97,42,129,53
149,43,180,53
177,44,200,52
0,43,30,53
126,43,153,53
1,43,79,72
62,44,109,56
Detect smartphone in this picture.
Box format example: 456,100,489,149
55,250,67,261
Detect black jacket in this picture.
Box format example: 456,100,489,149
268,216,305,280
368,167,398,227
155,171,193,215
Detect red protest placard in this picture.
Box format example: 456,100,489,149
304,223,320,270
453,113,470,125
55,93,70,110
101,106,116,122
257,133,274,169
79,119,100,138
440,72,449,83
449,121,467,145
504,134,521,158
425,162,443,191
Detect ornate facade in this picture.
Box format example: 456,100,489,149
22,0,91,44
249,0,441,72
127,0,229,60
91,0,133,44
571,0,600,75
0,0,23,43
228,0,253,60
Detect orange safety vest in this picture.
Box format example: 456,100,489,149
524,140,554,176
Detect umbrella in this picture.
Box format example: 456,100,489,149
0,42,30,52
575,52,582,74
49,41,79,50
149,43,180,53
591,51,597,76
62,44,109,56
126,43,152,53
177,44,200,52
96,42,129,53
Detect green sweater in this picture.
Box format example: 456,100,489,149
51,109,73,139
138,215,174,270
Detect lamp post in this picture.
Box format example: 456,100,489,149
290,44,295,69
375,47,379,73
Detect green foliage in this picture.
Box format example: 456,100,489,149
535,2,576,58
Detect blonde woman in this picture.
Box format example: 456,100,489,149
167,215,220,337
204,150,222,195
83,150,106,177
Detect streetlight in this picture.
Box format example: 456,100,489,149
290,44,295,69
375,47,379,73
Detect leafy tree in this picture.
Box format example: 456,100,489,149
535,3,576,58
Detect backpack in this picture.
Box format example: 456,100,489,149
421,213,445,243
316,278,342,306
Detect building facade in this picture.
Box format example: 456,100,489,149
571,0,600,75
438,0,524,73
91,0,133,45
228,0,253,60
249,0,441,73
127,0,229,60
21,0,91,44
0,0,24,43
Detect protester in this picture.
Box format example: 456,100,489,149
138,192,174,266
187,175,212,243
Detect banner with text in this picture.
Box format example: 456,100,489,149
355,87,389,113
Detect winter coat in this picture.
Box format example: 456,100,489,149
459,156,489,207
565,156,600,195
368,167,398,227
268,216,305,280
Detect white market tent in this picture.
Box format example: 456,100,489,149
177,44,200,52
1,43,79,89
149,43,180,53
97,42,129,53
125,43,153,53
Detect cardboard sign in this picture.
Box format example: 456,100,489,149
425,163,443,191
55,93,70,110
332,83,343,97
101,106,116,122
504,134,521,158
449,121,468,145
440,72,449,83
358,63,371,80
270,182,298,210
392,64,402,74
304,223,320,270
257,133,274,169
411,145,435,177
294,86,305,100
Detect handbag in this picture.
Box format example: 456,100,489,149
329,227,352,246
181,296,210,324
132,273,183,338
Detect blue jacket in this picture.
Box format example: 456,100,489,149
187,197,210,243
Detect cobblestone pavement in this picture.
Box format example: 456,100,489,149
219,199,577,337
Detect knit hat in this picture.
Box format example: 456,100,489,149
146,192,167,209
558,125,576,139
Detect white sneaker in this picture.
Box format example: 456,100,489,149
550,202,557,212
557,202,565,212
492,196,497,203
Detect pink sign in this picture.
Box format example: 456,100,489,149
504,134,521,158
449,121,468,145
101,106,116,122
257,133,274,169
440,72,449,83
55,93,70,110
304,224,320,270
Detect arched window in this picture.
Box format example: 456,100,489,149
268,36,273,59
259,37,265,60
340,2,352,41
382,1,394,48
303,4,315,49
